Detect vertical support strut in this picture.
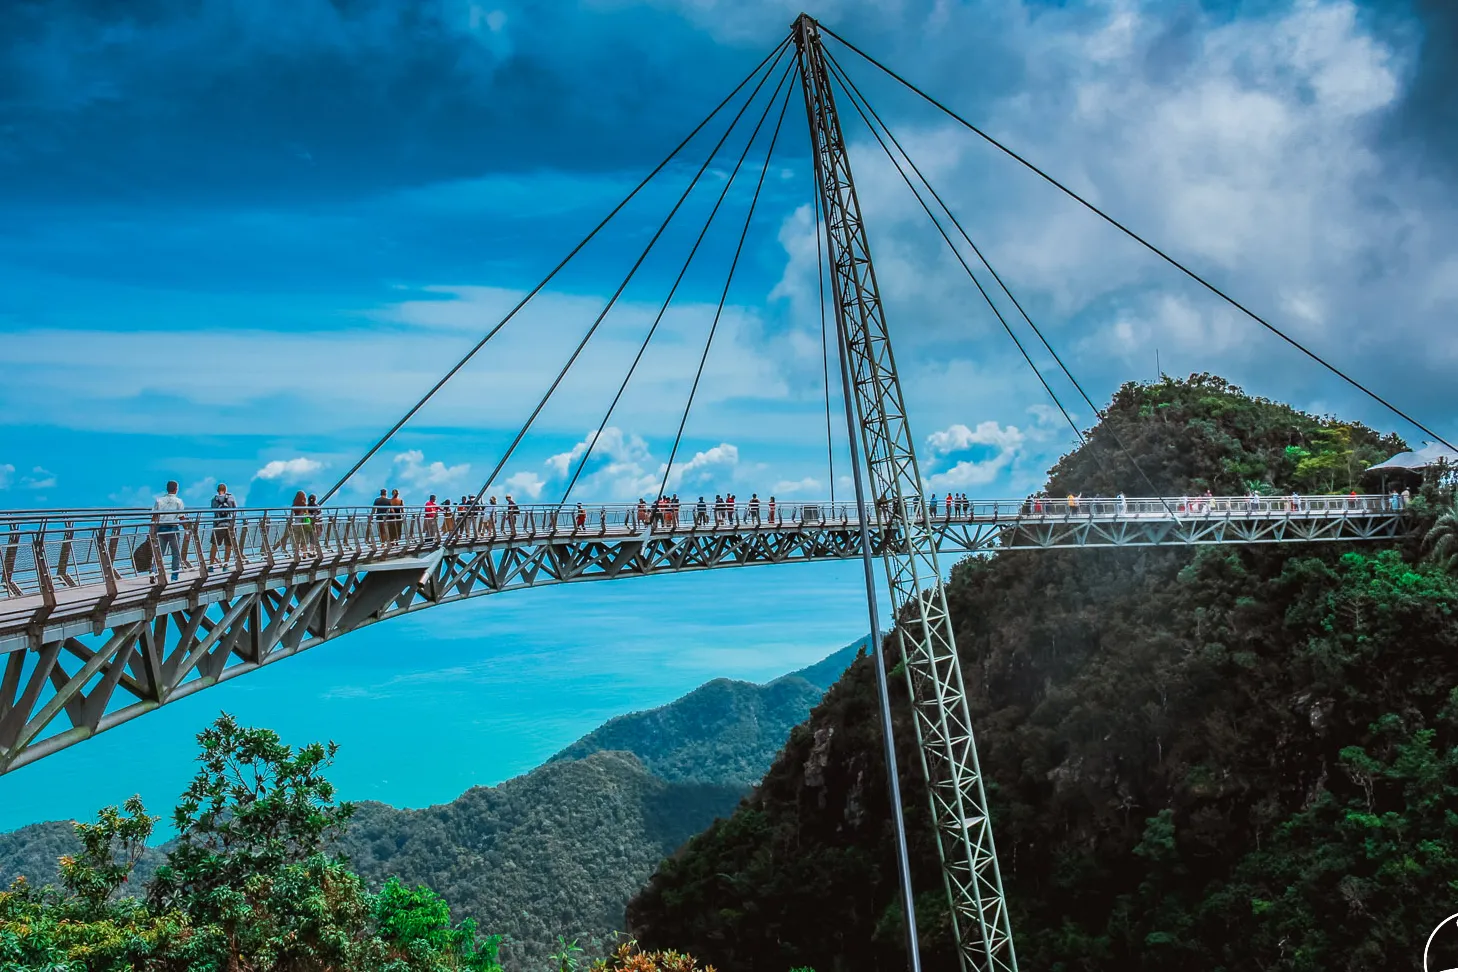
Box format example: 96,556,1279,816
792,15,1018,972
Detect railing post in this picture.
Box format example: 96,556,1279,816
2,525,23,597
95,521,119,595
260,515,276,573
55,522,77,588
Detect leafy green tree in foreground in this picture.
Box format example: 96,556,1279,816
1,714,504,972
1425,507,1458,572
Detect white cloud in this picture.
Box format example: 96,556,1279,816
545,427,650,478
391,450,472,495
0,464,14,489
770,477,820,495
927,456,1018,490
255,457,324,482
924,421,1025,491
498,471,545,500
183,477,218,502
665,443,739,491
20,466,57,490
926,421,1025,457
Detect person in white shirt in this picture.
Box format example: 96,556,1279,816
152,480,186,581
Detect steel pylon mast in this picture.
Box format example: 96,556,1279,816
792,15,1018,972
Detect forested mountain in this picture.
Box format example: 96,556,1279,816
338,752,741,969
1,647,858,968
337,669,844,968
627,375,1458,972
549,646,858,785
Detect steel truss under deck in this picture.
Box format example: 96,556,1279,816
0,504,1401,777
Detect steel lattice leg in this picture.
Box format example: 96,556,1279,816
793,15,1018,971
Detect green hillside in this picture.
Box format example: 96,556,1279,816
342,669,838,967
549,675,825,785
338,752,742,969
782,639,865,691
0,647,857,968
627,376,1458,971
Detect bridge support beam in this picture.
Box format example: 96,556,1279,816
795,15,1018,972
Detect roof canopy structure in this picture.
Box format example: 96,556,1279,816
1366,442,1458,474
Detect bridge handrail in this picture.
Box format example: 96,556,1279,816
0,494,1406,604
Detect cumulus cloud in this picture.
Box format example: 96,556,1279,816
924,421,1025,491
5,0,1455,508
255,457,324,481
927,421,1025,457
391,450,472,494
498,471,545,500
770,477,820,495
535,424,745,499
0,464,13,489
545,427,651,478
666,443,739,491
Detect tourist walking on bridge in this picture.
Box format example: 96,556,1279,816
748,493,760,526
151,480,185,581
425,494,439,537
207,482,237,566
275,490,311,556
307,493,322,545
371,489,391,544
696,496,708,526
389,488,405,542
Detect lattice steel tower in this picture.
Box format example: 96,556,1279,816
793,15,1018,972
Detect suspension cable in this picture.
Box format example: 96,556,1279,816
320,37,792,504
820,24,1457,453
828,50,1173,501
823,56,1089,453
559,59,799,505
656,70,798,502
814,167,837,505
457,53,797,527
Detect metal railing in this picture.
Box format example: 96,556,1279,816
0,494,1406,604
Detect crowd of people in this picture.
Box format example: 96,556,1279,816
137,479,1412,583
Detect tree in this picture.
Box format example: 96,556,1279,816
2,715,509,972
147,714,366,970
590,939,717,972
1424,509,1458,572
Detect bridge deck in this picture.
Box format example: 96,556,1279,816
1,495,1405,652
0,496,1406,773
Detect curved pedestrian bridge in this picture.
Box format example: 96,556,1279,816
0,494,1405,774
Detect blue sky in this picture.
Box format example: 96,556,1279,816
1,0,1455,825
